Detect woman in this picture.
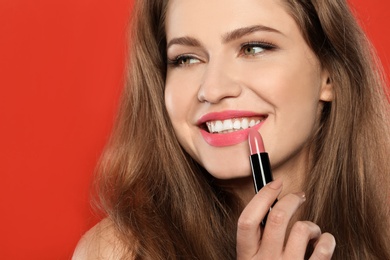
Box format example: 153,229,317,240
73,0,390,259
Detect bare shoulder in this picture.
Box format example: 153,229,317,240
72,218,132,260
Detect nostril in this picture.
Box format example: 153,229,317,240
197,70,242,104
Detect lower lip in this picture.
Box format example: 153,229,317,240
200,121,265,147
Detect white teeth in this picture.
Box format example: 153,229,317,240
206,117,265,133
242,118,249,129
214,120,223,132
233,120,241,130
223,119,233,131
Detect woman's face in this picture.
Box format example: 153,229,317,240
164,0,332,186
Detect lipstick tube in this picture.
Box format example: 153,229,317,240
248,128,277,226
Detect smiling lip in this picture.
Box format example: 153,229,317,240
198,110,267,147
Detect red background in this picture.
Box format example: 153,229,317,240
0,0,388,259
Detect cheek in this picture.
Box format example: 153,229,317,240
165,82,189,124
164,78,199,155
239,59,322,166
264,63,322,135
164,86,180,121
164,71,200,122
242,48,322,114
242,57,321,103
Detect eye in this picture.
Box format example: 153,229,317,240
240,42,276,56
168,55,201,67
243,46,264,55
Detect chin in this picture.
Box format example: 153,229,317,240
205,164,252,181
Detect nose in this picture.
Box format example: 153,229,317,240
197,59,242,104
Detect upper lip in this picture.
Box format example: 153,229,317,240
197,110,267,125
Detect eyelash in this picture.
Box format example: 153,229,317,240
167,55,199,67
239,41,276,56
167,41,277,67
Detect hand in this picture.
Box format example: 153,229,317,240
236,179,336,259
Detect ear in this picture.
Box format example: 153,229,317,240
319,69,334,102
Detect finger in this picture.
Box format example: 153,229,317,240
309,232,336,260
283,221,322,259
259,192,306,257
236,179,283,259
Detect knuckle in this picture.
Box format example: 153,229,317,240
237,216,257,231
313,245,334,260
318,246,333,258
311,233,336,260
267,208,288,226
291,221,311,236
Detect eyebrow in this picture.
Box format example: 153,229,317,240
167,36,201,50
222,25,283,43
166,24,283,49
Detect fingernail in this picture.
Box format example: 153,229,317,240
294,192,306,202
268,178,283,190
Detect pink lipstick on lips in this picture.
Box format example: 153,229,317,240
248,128,277,226
198,110,266,147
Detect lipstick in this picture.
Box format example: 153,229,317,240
248,128,276,226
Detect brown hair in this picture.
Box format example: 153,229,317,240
95,0,241,258
95,0,390,259
283,0,390,259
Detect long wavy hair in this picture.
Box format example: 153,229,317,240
94,0,390,259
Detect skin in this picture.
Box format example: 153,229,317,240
72,0,337,258
165,0,336,258
165,0,333,199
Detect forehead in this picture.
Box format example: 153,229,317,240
165,0,296,39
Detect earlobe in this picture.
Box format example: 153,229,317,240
320,71,334,102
